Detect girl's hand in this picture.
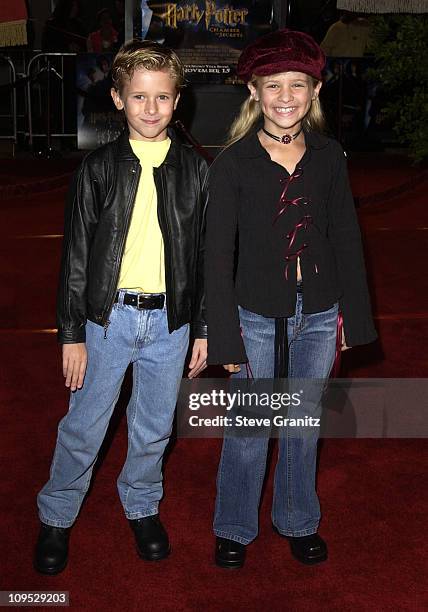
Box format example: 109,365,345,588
223,364,241,373
341,330,351,351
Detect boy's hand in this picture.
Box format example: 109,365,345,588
188,339,207,378
62,343,87,391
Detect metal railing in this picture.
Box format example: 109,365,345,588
26,52,77,148
0,54,17,144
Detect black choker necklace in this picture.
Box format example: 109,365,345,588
262,126,303,145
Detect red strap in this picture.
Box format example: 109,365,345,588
331,311,343,378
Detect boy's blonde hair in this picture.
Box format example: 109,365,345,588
111,39,185,92
227,75,325,146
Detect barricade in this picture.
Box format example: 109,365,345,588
0,53,17,145
26,52,77,148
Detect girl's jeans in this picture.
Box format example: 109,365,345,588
213,293,338,544
37,292,189,528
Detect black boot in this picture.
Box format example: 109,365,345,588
129,515,170,561
273,525,327,565
34,523,70,575
287,533,327,565
215,537,246,569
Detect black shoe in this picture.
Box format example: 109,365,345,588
273,525,327,565
215,537,246,569
34,523,70,575
129,515,170,561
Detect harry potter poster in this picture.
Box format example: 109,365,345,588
141,0,274,82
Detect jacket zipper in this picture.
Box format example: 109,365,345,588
157,167,177,329
102,162,141,330
103,320,110,339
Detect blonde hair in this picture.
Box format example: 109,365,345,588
111,39,185,92
226,75,325,146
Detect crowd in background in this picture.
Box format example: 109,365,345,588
41,0,125,53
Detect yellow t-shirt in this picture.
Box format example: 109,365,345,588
117,138,171,292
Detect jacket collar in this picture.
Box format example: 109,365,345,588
115,126,182,166
234,123,330,159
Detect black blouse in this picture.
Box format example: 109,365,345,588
205,128,377,365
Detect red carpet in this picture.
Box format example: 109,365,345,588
349,153,428,205
1,155,427,610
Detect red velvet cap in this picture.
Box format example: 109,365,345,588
237,29,325,83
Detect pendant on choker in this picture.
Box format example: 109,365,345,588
262,126,303,145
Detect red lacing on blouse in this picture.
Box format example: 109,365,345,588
273,169,308,224
273,167,315,281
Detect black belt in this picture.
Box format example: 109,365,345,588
114,292,165,310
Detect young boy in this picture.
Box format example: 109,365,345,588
34,40,208,575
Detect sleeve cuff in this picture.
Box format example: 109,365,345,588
191,321,208,339
57,327,86,344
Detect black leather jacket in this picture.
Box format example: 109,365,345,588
57,129,208,344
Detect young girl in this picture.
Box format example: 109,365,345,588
205,29,377,569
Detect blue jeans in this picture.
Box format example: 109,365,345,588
213,293,338,544
37,292,189,528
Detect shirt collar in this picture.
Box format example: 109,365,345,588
115,127,181,166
